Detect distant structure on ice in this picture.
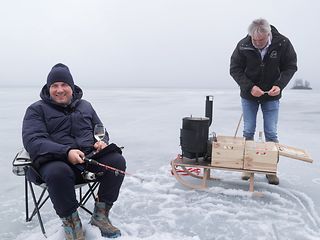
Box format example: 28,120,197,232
291,79,312,90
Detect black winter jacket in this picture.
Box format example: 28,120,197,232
230,26,297,101
22,85,109,168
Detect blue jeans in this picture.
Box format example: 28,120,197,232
241,98,279,142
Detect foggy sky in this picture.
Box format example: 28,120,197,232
0,0,319,89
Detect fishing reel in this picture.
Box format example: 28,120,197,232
81,170,104,181
81,170,97,181
80,158,104,181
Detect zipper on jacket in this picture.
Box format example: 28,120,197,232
260,61,265,73
260,60,265,84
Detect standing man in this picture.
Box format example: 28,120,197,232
230,18,297,185
22,63,126,239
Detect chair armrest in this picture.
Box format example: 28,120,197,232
13,148,32,176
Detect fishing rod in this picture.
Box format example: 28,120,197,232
83,157,145,182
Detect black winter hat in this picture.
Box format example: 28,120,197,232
47,63,74,90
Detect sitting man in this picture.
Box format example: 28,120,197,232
22,63,126,239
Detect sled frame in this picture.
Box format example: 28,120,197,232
171,155,275,192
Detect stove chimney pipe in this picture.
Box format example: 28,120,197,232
205,95,213,127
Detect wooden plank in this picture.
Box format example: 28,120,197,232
202,169,210,188
211,136,245,169
249,173,254,192
173,157,275,174
211,157,243,169
244,141,278,173
277,144,313,163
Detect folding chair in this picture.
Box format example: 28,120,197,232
13,149,100,237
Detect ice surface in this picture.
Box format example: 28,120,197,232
1,87,319,239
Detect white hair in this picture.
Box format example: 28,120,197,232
248,18,271,37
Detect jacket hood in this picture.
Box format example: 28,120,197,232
40,84,83,108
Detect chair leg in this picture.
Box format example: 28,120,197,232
28,190,49,221
24,178,99,238
28,181,47,237
79,182,98,205
79,182,99,214
78,186,93,215
25,175,29,222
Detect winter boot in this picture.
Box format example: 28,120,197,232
266,174,279,185
241,172,251,180
61,211,85,240
90,202,121,238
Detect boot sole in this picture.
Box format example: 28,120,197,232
90,219,121,238
101,232,121,238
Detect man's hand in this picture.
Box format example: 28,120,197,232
94,141,108,152
267,86,281,96
68,149,85,165
251,86,264,97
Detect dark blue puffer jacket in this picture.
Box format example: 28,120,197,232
22,85,109,168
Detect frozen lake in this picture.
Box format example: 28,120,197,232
0,87,319,240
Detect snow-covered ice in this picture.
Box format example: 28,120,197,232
1,87,319,240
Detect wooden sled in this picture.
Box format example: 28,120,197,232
171,139,313,192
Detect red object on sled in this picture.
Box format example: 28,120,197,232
171,167,200,176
